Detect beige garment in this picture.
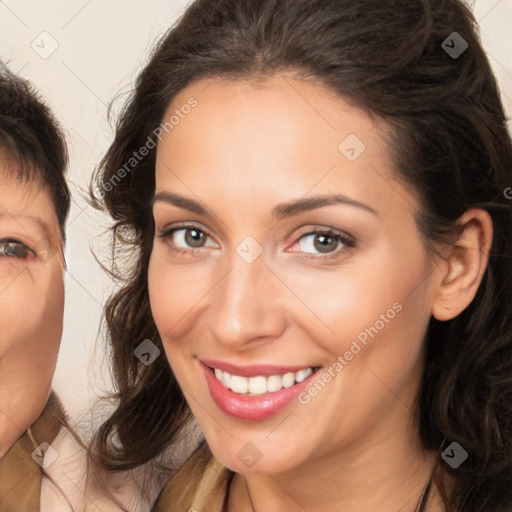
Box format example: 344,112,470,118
82,456,174,512
0,390,204,512
41,423,192,512
151,442,233,512
0,391,173,512
81,419,204,512
40,422,94,512
0,393,64,512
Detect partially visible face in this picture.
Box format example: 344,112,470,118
148,74,438,475
0,151,65,457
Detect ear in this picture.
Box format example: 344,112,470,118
431,208,493,321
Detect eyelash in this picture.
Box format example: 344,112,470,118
157,223,356,261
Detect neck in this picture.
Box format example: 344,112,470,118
228,414,444,512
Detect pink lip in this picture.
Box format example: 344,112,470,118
201,361,320,421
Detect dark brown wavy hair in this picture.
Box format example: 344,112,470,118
89,1,512,510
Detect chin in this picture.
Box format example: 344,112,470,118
208,439,304,476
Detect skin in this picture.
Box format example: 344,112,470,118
0,151,65,458
148,73,493,511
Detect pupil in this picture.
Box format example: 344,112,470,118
314,234,336,253
186,229,205,247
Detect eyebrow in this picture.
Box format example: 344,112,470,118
0,211,53,237
153,191,379,219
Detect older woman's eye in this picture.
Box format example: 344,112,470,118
0,240,35,259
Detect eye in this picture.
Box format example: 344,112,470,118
290,228,356,259
0,239,36,260
158,224,216,253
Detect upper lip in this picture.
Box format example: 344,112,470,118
201,358,317,378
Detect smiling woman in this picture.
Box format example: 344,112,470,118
89,0,512,511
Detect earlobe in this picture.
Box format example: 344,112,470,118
431,208,493,321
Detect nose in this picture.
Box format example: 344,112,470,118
206,251,286,350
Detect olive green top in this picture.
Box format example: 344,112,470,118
152,442,233,512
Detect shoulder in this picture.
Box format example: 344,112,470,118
0,392,66,512
152,441,233,512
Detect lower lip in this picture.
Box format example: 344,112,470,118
202,363,319,421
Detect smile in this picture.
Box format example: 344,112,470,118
213,367,313,395
200,360,321,421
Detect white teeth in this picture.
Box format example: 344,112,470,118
295,368,313,383
221,372,231,389
267,375,283,393
213,367,314,395
248,376,267,395
282,372,295,388
230,375,248,394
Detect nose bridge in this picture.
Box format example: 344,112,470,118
207,247,283,348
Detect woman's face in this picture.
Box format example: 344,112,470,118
0,153,65,457
149,74,439,474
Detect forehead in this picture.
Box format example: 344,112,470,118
154,74,410,215
166,74,381,142
0,147,60,235
161,75,372,166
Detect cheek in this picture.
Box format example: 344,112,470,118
0,264,64,363
301,242,432,413
0,263,64,446
284,240,430,358
148,249,213,342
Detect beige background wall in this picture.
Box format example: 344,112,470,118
0,0,510,437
